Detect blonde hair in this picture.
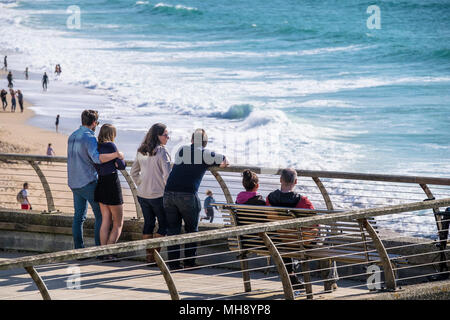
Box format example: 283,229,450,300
98,124,116,145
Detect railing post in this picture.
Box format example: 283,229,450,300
209,168,234,204
120,169,143,219
24,266,51,300
229,209,252,292
259,232,295,300
28,161,56,213
359,218,396,291
312,177,334,211
153,250,180,300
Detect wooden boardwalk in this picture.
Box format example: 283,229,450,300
0,252,374,300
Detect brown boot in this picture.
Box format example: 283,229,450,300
143,234,154,264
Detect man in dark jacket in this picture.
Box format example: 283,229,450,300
266,168,338,292
163,129,229,270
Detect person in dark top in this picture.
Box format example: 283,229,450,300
42,72,49,91
7,71,13,88
163,128,229,270
235,169,266,206
266,168,338,292
24,67,29,80
94,124,126,260
55,114,60,132
17,90,23,113
201,190,217,223
1,89,7,110
3,56,7,70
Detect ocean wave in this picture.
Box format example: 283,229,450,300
210,104,253,120
137,2,202,15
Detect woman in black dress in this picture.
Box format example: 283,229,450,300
94,124,126,256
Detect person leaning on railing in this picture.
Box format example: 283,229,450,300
163,129,229,270
130,123,171,265
67,110,124,250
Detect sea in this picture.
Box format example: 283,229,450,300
0,0,449,236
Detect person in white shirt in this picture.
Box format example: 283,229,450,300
130,123,171,264
19,182,32,210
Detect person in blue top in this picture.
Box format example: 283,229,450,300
94,124,126,261
163,128,229,270
201,190,216,223
67,110,123,250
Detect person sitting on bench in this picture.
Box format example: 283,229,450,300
265,168,318,291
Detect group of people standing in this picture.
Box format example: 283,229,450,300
2,54,60,112
67,110,228,266
1,87,24,112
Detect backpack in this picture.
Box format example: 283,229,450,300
16,190,25,203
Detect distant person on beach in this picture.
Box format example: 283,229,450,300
163,128,229,270
55,64,62,76
94,124,126,260
1,89,7,110
235,169,266,206
55,114,60,132
17,90,23,113
42,72,49,91
7,71,13,88
46,143,55,164
24,67,29,80
17,182,32,210
3,56,7,71
131,123,171,264
9,89,16,112
200,190,216,223
67,110,124,249
47,143,55,156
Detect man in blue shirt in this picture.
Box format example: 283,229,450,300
68,110,123,249
164,129,229,270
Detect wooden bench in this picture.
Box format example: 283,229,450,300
215,203,405,299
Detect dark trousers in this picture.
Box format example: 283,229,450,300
206,207,214,223
163,191,201,268
138,196,167,236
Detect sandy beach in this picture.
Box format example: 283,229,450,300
0,71,68,156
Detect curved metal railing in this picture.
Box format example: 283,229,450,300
0,197,450,300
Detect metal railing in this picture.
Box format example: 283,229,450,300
1,153,450,300
1,153,450,235
0,197,450,300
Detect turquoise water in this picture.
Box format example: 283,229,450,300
2,0,450,175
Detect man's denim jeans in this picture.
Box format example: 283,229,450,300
71,180,102,249
163,191,201,268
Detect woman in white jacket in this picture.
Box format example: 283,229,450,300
131,123,171,264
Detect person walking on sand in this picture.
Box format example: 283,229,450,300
201,190,217,223
9,89,16,112
47,143,55,156
46,143,55,164
7,71,13,88
3,56,7,71
17,182,32,210
1,89,7,111
55,114,60,132
94,124,127,261
163,128,229,270
42,72,49,91
24,67,29,80
131,123,171,265
67,110,124,250
17,90,24,113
